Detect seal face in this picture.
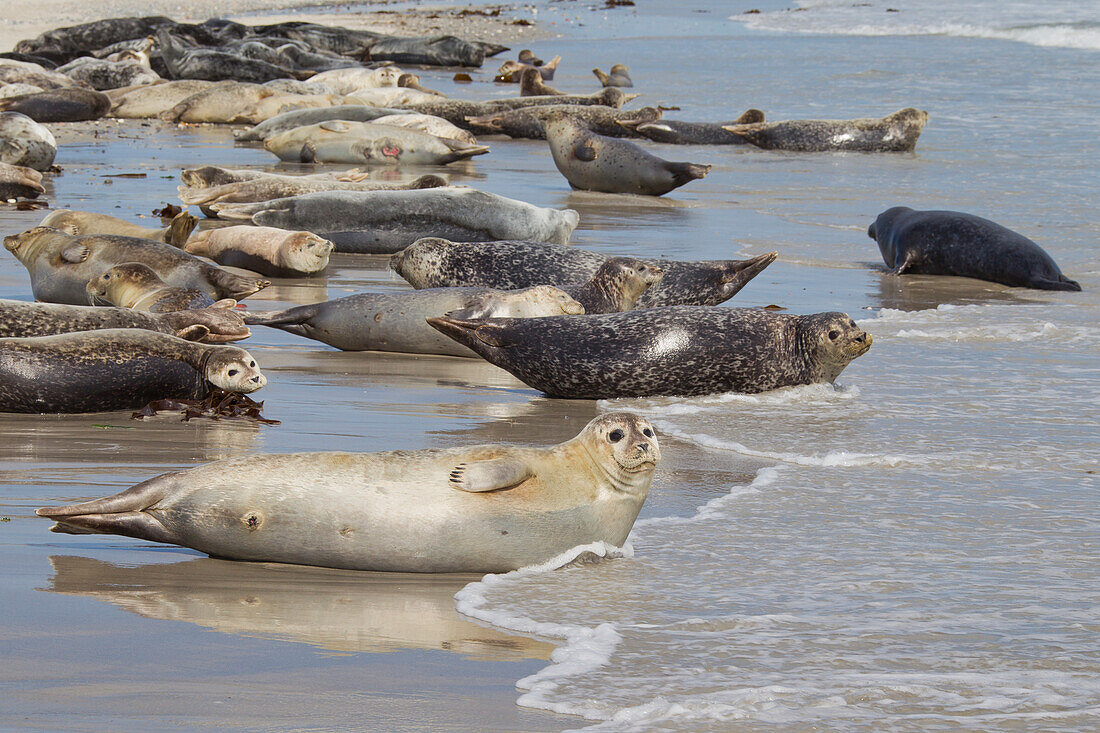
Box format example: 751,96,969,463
37,413,659,573
868,206,1081,291
540,111,710,196
428,307,872,398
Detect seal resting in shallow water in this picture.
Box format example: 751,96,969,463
38,412,660,573
0,329,264,413
868,206,1081,291
429,307,871,398
723,108,929,153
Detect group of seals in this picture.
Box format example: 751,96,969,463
37,413,659,572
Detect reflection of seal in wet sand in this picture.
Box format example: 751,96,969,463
39,413,660,573
868,206,1081,291
244,285,583,357
0,329,265,413
541,111,710,196
184,226,333,278
0,297,250,343
723,108,929,153
86,263,224,313
391,238,777,308
429,307,871,399
3,226,269,305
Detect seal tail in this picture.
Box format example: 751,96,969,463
242,305,314,329
720,251,779,300
164,210,197,247
205,265,270,300
666,162,711,186
426,316,513,349
439,139,491,163
36,475,181,545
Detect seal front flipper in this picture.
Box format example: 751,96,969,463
892,249,921,275
449,458,533,492
59,245,90,264
36,475,180,545
573,140,597,162
165,210,198,247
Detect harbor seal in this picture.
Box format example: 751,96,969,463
496,55,560,82
0,88,111,122
542,111,710,195
178,170,447,211
369,113,478,144
0,298,250,343
560,258,663,314
519,68,563,96
234,104,413,141
428,307,871,398
0,328,265,413
56,57,159,90
212,188,580,254
0,162,44,199
618,109,765,145
868,207,1082,291
391,238,777,308
184,226,333,278
244,285,584,357
37,412,659,572
106,80,217,118
0,111,56,170
39,209,197,247
465,104,662,140
262,121,489,165
592,64,632,88
86,263,225,313
4,226,269,305
723,108,929,153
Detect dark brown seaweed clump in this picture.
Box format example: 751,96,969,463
131,389,279,424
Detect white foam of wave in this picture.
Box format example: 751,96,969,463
862,305,1097,343
635,466,780,528
731,1,1100,51
600,382,860,417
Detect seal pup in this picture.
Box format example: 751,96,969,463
37,412,659,572
4,227,269,305
429,308,872,399
0,329,265,413
0,111,56,170
0,162,44,199
212,188,580,254
619,110,765,145
390,238,777,308
592,64,632,88
40,209,197,247
86,263,227,313
244,285,583,357
519,68,563,96
465,105,662,141
262,121,489,165
723,108,929,153
561,258,664,314
0,298,250,344
868,207,1081,291
309,66,402,94
184,226,333,278
541,111,710,195
0,88,111,122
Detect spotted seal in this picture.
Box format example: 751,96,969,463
465,105,662,140
868,206,1082,291
3,226,269,305
390,238,777,308
723,108,929,153
519,68,563,96
39,209,197,247
37,412,659,572
542,111,711,195
86,263,225,313
244,285,583,357
428,308,871,398
184,226,333,278
0,328,265,413
618,109,765,145
0,298,250,344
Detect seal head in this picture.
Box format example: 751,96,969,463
203,347,266,393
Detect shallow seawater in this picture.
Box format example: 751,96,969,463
1,0,1098,730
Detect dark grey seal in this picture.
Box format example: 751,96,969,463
868,206,1082,292
157,30,306,83
428,308,872,399
0,298,251,343
592,64,632,88
390,238,778,308
0,88,111,122
0,329,265,413
723,108,929,153
618,110,765,145
465,105,661,140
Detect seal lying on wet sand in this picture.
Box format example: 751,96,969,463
213,188,580,254
429,308,871,398
184,226,333,278
0,162,44,199
38,412,659,572
244,285,583,357
4,226,269,305
86,263,225,313
391,238,777,308
0,88,111,122
868,206,1082,291
0,329,264,413
0,111,56,170
178,171,447,211
542,111,710,195
40,209,197,247
464,104,661,140
0,298,250,344
234,104,412,141
619,109,765,145
723,108,929,153
263,120,489,165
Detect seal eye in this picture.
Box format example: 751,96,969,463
227,369,239,376
642,428,654,438
249,361,256,367
608,429,624,443
828,330,840,341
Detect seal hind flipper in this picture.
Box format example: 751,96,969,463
449,458,533,492
720,251,779,298
666,162,711,186
299,141,316,163
573,140,597,162
165,211,197,247
60,245,90,263
426,316,514,349
49,512,179,545
173,324,212,341
204,266,269,300
37,475,178,544
1031,276,1082,292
